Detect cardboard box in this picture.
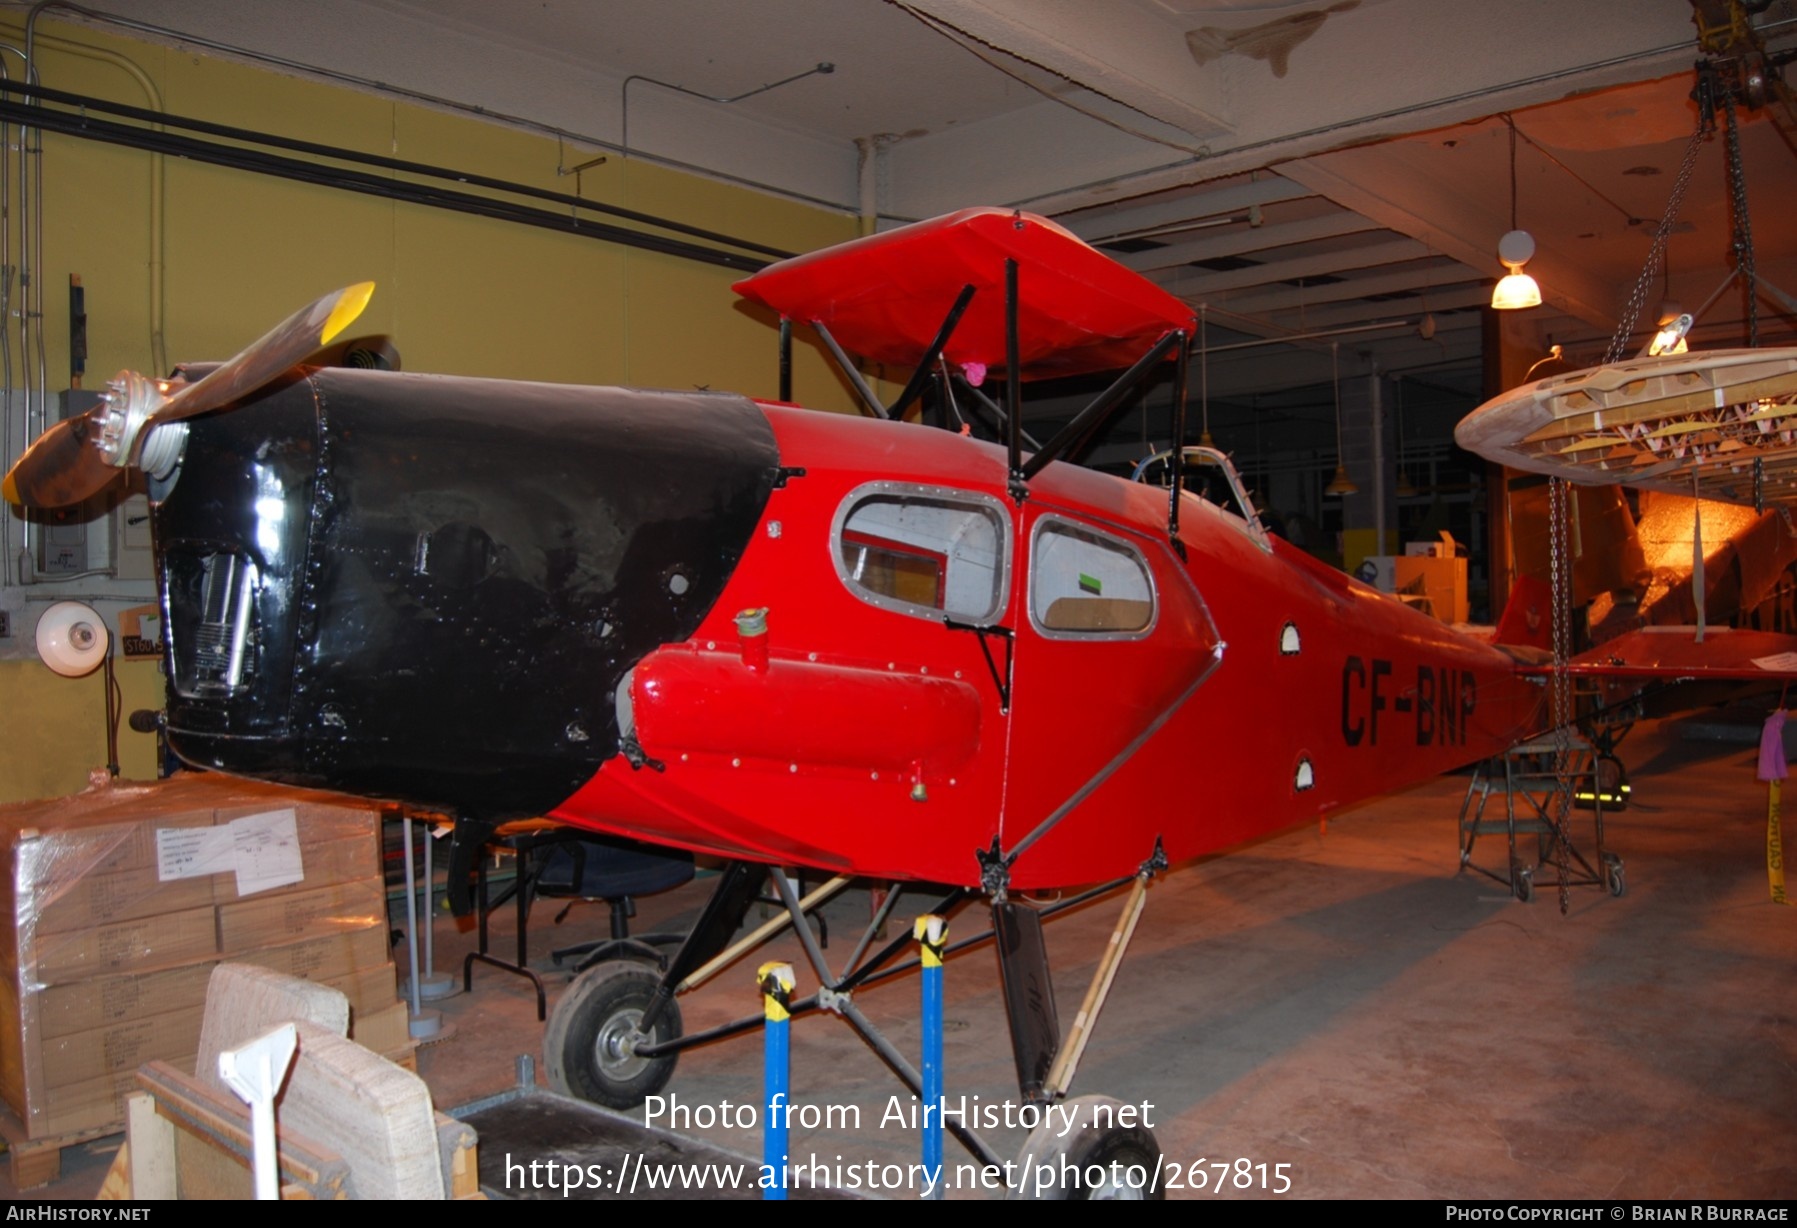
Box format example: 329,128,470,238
33,962,217,1040
31,905,219,986
349,1001,413,1061
38,1006,207,1090
218,878,386,954
325,962,401,1020
32,864,216,936
0,777,390,1140
233,925,391,983
29,1055,198,1139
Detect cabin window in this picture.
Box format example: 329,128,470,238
834,484,1008,622
1030,518,1154,636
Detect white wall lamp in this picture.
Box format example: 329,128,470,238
35,600,122,778
36,601,109,677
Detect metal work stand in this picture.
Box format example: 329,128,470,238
1457,734,1626,902
464,823,568,1022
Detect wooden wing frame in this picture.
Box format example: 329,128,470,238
1456,347,1797,507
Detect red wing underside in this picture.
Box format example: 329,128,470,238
733,207,1195,380
1549,627,1797,682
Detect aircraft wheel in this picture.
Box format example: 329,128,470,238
1006,1095,1165,1201
545,959,680,1110
1513,866,1534,903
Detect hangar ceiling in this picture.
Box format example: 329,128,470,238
59,1,1797,407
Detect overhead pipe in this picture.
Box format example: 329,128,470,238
0,95,779,273
23,1,856,215
0,78,792,265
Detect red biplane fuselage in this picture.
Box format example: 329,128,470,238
17,206,1797,1159
557,400,1542,888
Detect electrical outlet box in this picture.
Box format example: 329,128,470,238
33,391,107,577
117,493,155,582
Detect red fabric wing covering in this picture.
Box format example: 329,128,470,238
1553,627,1797,681
733,208,1196,381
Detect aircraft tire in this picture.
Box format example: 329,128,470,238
1005,1094,1165,1201
545,959,681,1110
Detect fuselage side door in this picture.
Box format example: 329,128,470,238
1000,498,1219,882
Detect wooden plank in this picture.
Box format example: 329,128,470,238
137,1061,349,1197
124,1091,175,1200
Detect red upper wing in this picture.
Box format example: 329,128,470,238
733,208,1195,381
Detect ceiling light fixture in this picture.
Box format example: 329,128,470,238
1492,116,1542,311
1647,310,1693,357
1393,377,1417,497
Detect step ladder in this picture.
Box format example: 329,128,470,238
1457,734,1626,903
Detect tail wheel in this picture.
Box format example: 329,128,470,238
545,959,681,1110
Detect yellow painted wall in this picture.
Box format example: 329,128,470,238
0,659,164,804
0,16,863,804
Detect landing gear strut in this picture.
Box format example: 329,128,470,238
542,842,1170,1193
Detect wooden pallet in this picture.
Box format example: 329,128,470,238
0,1101,118,1190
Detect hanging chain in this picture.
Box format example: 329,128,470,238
1723,96,1758,347
1604,113,1710,364
1548,476,1575,913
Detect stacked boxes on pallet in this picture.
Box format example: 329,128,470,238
0,775,407,1140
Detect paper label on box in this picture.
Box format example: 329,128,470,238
230,808,305,895
156,826,235,881
155,808,306,894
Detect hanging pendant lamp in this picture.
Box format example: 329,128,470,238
1325,342,1358,496
1492,116,1541,310
1393,377,1417,496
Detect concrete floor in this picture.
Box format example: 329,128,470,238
12,713,1794,1199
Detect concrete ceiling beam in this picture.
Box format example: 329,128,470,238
1158,237,1434,297
1207,258,1481,315
1253,283,1495,332
1063,176,1311,243
1118,210,1379,273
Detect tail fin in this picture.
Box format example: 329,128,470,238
1494,574,1552,653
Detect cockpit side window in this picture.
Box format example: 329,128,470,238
834,484,1008,623
1030,518,1155,637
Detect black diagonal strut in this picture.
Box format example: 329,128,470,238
1006,258,1025,501
811,321,890,419
951,375,1042,449
1167,342,1192,551
1021,329,1186,482
887,284,977,420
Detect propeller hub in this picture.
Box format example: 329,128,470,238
97,370,171,469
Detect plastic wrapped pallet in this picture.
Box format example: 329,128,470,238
0,775,401,1140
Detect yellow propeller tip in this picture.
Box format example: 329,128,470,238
1,474,17,506
320,282,376,346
